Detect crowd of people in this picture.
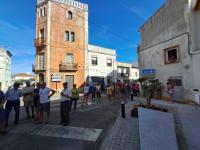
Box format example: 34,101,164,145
0,77,178,136
0,81,56,135
106,82,140,101
0,80,141,135
0,81,82,135
82,81,141,103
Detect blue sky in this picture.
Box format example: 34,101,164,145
0,0,165,74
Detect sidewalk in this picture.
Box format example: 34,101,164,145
100,97,200,150
143,98,200,150
100,100,140,150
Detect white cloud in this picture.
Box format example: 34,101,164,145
120,0,147,20
127,6,147,20
0,19,19,31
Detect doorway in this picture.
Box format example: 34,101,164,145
65,75,74,89
39,73,44,83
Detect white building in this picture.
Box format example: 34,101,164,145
0,48,12,91
13,73,35,81
87,44,117,85
130,66,139,81
117,62,139,82
138,0,200,101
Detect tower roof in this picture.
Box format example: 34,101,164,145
37,0,88,11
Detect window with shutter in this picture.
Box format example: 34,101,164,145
71,32,75,42
66,53,74,64
65,31,70,41
91,57,98,65
107,58,112,67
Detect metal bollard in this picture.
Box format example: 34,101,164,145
121,100,125,118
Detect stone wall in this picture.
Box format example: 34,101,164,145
138,0,196,100
140,0,187,50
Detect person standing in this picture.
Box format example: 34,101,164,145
96,83,101,100
5,82,22,128
131,83,135,101
101,83,105,93
90,84,96,102
60,82,71,126
135,82,140,97
167,79,175,103
114,83,120,100
70,84,79,112
33,83,40,122
0,84,6,134
126,83,132,99
120,82,126,99
39,82,55,124
22,81,35,119
107,84,113,101
82,83,90,106
110,83,115,99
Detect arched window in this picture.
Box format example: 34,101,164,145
67,11,73,20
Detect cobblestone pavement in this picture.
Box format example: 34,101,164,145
100,100,140,150
100,97,199,150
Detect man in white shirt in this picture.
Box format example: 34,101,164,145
60,82,71,126
22,81,35,119
39,82,55,123
82,83,90,106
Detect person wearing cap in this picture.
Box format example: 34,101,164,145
22,81,35,119
0,83,6,134
60,82,71,126
5,82,22,128
39,82,55,124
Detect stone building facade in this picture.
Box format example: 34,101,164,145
35,0,88,89
117,62,139,82
138,0,200,101
0,48,12,91
87,45,117,85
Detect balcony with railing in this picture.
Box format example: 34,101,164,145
59,62,78,71
34,37,46,47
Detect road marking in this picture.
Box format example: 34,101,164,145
11,123,102,142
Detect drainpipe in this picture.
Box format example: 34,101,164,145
186,26,200,56
185,5,200,56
